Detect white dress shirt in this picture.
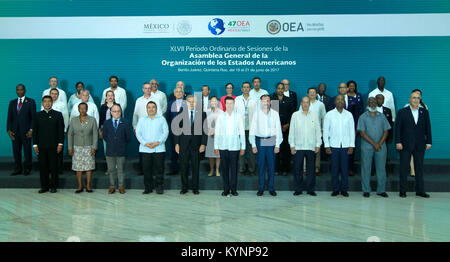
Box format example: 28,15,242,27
283,90,290,97
376,106,383,114
249,88,269,101
410,106,419,124
42,100,69,132
70,101,100,127
202,96,210,112
101,87,127,113
323,108,355,148
152,89,167,114
309,99,326,130
235,95,257,131
214,111,246,151
132,95,161,130
368,88,396,121
42,87,67,104
249,108,283,148
288,110,322,151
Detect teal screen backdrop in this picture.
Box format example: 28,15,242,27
0,0,449,158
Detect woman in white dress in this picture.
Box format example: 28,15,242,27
205,96,221,176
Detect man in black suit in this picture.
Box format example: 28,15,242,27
281,79,298,111
395,90,432,198
174,94,207,195
166,86,186,175
317,83,332,112
376,94,394,143
7,84,36,176
33,96,65,193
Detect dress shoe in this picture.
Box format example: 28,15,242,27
109,188,116,194
331,191,339,196
293,191,302,196
156,188,164,194
24,169,31,175
119,187,126,194
75,188,84,194
269,191,277,196
363,192,370,198
231,191,238,196
307,191,317,196
341,191,349,197
142,189,152,194
256,190,264,196
377,192,389,198
193,190,200,195
416,192,430,198
50,188,57,193
38,189,49,194
180,189,188,194
11,170,22,176
399,192,407,198
222,190,229,196
86,188,93,193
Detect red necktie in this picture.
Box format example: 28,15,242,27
17,98,23,112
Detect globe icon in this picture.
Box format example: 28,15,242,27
208,18,225,35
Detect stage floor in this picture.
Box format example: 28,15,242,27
0,189,448,242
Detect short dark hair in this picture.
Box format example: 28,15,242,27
224,96,235,103
42,95,52,102
307,87,316,93
242,82,251,87
276,82,285,88
16,84,25,90
347,80,357,92
225,83,234,89
202,85,210,90
252,77,261,82
260,94,270,100
147,101,157,110
75,81,84,87
109,75,119,82
78,102,88,111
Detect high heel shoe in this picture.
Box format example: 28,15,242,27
86,187,93,193
75,188,84,194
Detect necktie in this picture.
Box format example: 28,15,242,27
190,110,194,126
17,98,23,112
114,119,118,130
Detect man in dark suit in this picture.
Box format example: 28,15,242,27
317,83,332,112
33,96,65,193
281,79,298,111
200,84,211,112
395,90,432,198
376,94,394,142
7,84,36,176
174,94,207,194
166,86,186,175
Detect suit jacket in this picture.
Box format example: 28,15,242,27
318,94,332,112
166,99,186,133
173,110,207,150
285,90,298,111
33,109,64,149
102,118,131,157
395,106,432,152
168,92,190,102
67,115,98,150
382,106,394,142
7,97,36,134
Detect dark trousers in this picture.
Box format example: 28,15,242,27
38,148,58,190
330,147,349,192
57,145,63,173
256,137,275,192
399,149,425,193
142,152,165,191
179,144,200,191
220,150,239,192
168,133,179,173
239,130,256,173
12,131,32,171
293,150,316,192
275,131,291,173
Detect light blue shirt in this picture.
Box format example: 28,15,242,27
136,115,169,153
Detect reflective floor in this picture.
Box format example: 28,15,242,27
0,189,448,242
